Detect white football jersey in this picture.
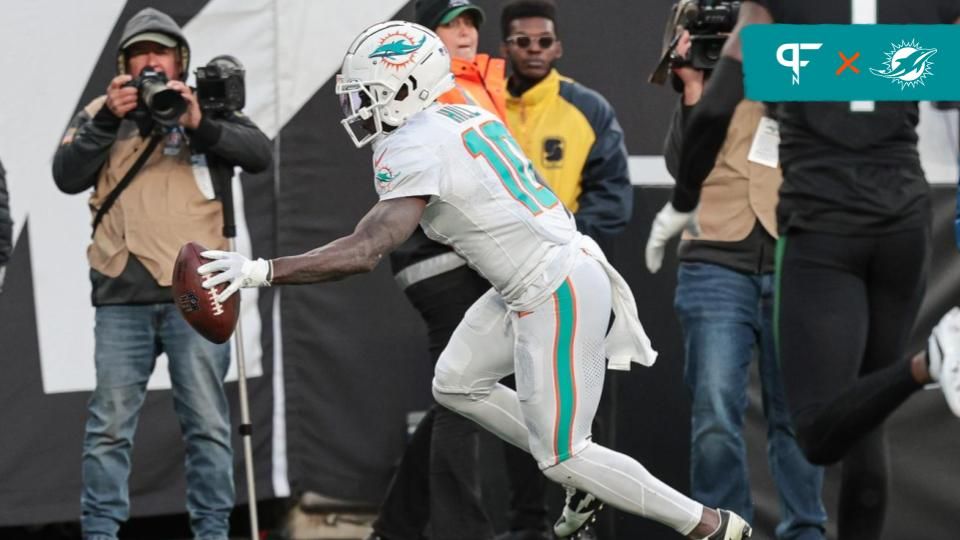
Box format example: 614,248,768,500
371,103,580,311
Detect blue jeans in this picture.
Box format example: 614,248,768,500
674,262,826,540
82,304,233,540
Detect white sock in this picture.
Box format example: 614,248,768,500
542,443,703,535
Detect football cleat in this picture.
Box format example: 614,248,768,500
707,509,752,540
553,487,603,538
928,307,960,417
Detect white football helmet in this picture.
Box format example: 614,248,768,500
336,20,455,147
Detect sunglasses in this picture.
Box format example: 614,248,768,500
505,35,556,49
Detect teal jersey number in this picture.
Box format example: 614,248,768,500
462,121,559,215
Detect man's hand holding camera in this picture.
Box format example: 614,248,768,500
672,30,704,105
105,74,201,129
106,74,139,118
166,79,202,129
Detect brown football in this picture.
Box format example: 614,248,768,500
172,241,240,344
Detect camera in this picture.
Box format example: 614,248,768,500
195,55,246,114
124,68,187,126
649,0,741,85
685,0,740,70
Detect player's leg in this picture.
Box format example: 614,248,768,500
777,230,928,465
424,270,496,540
833,228,928,540
430,276,598,540
755,271,826,539
837,429,887,540
499,384,552,539
432,288,530,451
373,266,494,540
515,257,729,538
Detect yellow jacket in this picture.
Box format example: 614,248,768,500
505,69,631,239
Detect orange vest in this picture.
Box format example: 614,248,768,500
439,54,508,122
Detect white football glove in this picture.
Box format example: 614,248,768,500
198,250,272,303
644,201,700,274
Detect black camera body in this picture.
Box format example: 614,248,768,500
685,1,741,70
649,0,741,86
196,55,245,115
124,68,187,126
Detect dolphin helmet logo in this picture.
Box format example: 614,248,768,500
376,165,399,183
870,39,937,89
368,33,427,70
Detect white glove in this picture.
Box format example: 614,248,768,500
198,250,272,303
644,201,700,274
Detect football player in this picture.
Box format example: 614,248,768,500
200,20,753,540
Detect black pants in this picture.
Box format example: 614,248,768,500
777,228,929,540
373,265,494,540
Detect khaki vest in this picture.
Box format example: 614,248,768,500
84,96,227,286
682,100,781,241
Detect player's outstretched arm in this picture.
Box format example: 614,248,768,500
198,197,426,302
271,196,427,285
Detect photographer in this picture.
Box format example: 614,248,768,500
51,7,271,540
648,27,826,540
673,2,960,539
0,158,11,292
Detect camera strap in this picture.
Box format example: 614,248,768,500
91,133,163,238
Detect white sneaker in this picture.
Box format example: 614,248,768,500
707,509,752,540
553,487,603,538
928,307,960,417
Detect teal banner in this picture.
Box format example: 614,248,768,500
742,24,960,101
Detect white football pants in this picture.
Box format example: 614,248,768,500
432,255,703,535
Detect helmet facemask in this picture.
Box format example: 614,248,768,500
335,21,456,148
336,76,385,148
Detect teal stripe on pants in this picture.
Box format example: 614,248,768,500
553,279,577,463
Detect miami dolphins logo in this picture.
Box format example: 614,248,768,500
368,32,427,70
870,39,937,89
376,165,399,183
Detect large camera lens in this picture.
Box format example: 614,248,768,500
141,79,186,125
135,69,186,126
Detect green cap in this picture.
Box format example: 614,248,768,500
415,0,485,30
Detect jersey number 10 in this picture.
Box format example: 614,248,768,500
463,121,559,215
